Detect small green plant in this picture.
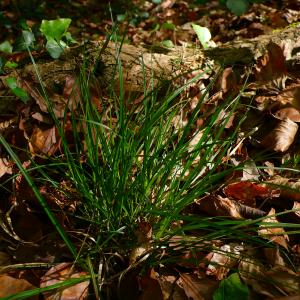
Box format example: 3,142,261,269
192,24,212,49
40,18,75,58
213,273,249,300
5,76,29,102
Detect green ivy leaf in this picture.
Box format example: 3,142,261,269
213,273,249,300
0,41,12,54
13,30,35,51
45,39,65,59
5,77,29,103
226,0,249,16
40,18,71,42
192,24,211,49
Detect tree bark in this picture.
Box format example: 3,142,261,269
0,24,299,114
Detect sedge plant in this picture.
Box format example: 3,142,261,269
2,33,300,299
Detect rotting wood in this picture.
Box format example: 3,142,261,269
0,24,299,114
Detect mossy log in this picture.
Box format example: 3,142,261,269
0,24,299,115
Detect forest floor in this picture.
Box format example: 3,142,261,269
1,0,300,299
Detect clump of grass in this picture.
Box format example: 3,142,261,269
4,38,299,299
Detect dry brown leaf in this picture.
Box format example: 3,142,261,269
192,195,244,219
263,247,286,267
258,208,289,249
265,176,300,202
206,244,243,280
277,84,300,109
63,75,81,108
274,107,300,122
265,266,300,295
130,220,152,264
156,274,188,300
260,118,298,152
40,263,89,300
0,274,37,298
239,258,277,297
0,157,13,178
224,181,271,207
29,126,60,155
255,42,287,87
139,269,164,300
180,272,218,300
217,67,238,98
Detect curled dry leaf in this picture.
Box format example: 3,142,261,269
265,266,300,296
156,273,188,300
130,219,152,264
274,107,300,122
138,269,164,300
224,181,271,207
265,175,300,202
255,42,287,87
0,274,37,298
277,84,300,109
206,243,243,280
242,160,260,181
263,247,286,267
239,258,274,297
239,258,300,297
0,157,13,178
258,208,289,249
260,118,298,152
63,75,81,108
29,126,60,155
40,263,89,300
180,272,218,300
192,195,243,219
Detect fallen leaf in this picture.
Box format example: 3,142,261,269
274,107,300,122
130,219,152,264
277,84,300,109
261,118,298,152
255,42,287,88
29,126,60,155
192,195,243,219
263,247,286,267
0,157,13,178
239,258,277,297
139,269,164,300
0,274,37,298
40,263,89,300
265,176,300,202
63,75,81,108
217,67,238,99
180,272,217,300
224,181,271,207
206,244,243,280
156,273,188,300
258,208,289,249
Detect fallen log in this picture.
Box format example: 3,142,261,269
0,24,299,115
